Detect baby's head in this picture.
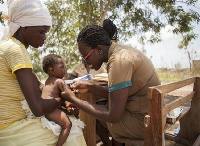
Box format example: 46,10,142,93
42,54,66,78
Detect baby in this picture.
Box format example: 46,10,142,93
42,54,71,146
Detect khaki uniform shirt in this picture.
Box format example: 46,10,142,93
106,42,160,141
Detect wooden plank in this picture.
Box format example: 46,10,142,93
144,89,164,146
165,106,190,130
178,77,200,142
165,133,193,146
78,92,96,146
162,92,194,116
165,106,190,125
145,77,200,146
148,78,196,99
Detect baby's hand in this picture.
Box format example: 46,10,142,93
65,101,79,118
65,101,76,108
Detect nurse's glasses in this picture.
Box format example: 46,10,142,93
82,49,94,61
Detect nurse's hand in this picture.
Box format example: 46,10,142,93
71,80,93,93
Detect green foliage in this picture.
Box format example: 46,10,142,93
27,0,199,78
28,47,47,80
39,0,112,72
35,0,81,72
0,0,5,25
178,33,198,49
0,12,4,25
110,0,199,45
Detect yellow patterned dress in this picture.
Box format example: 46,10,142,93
0,37,86,146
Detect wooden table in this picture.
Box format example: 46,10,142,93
78,92,96,146
77,80,107,146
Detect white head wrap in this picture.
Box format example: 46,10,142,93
1,0,52,40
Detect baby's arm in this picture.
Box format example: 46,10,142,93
56,79,79,118
46,109,72,146
55,79,70,93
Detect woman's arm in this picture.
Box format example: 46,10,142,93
61,86,129,123
32,71,44,92
16,68,64,117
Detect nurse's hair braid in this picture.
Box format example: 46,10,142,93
77,19,118,48
42,54,62,74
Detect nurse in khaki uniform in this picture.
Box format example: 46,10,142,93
61,19,161,145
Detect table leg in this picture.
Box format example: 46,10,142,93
78,92,96,146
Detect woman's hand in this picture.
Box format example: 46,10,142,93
71,80,108,98
39,83,44,91
71,80,93,93
61,85,76,102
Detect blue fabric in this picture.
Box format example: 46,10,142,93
108,81,132,92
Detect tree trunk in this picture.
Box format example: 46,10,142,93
99,0,113,26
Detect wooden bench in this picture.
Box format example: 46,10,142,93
144,77,200,146
77,78,200,146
